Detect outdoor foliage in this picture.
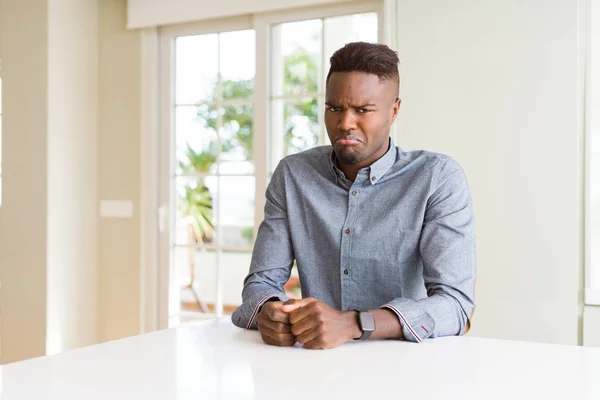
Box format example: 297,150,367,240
179,47,320,244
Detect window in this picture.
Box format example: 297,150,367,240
159,2,382,327
164,23,257,324
269,13,378,173
587,0,600,304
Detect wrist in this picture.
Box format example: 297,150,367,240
344,310,362,340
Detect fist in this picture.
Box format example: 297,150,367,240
256,300,296,347
282,298,359,350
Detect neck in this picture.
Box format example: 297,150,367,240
337,140,390,182
338,164,360,182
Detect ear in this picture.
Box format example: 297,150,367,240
391,97,401,123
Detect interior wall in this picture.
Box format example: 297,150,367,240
98,0,143,342
46,0,100,355
393,0,583,344
0,0,50,363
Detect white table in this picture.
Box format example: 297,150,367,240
1,318,599,399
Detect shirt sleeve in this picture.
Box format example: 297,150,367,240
232,161,293,330
380,159,476,343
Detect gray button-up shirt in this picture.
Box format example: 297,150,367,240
232,138,476,342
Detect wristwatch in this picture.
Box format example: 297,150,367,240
354,311,375,340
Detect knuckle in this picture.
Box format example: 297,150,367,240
265,307,275,319
316,323,325,334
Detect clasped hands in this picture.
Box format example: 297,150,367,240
256,297,361,349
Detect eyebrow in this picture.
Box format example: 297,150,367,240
325,102,377,108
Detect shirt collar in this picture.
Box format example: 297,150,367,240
329,137,397,185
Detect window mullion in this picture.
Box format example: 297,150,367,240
252,15,271,239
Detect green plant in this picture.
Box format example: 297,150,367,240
241,226,254,243
184,47,319,246
178,142,217,244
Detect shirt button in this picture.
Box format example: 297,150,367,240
345,228,350,234
343,269,349,275
351,190,357,196
371,176,376,181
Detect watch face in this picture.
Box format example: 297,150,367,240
359,312,375,332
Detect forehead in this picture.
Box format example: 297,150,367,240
326,71,389,102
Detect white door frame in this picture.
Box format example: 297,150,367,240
140,0,386,332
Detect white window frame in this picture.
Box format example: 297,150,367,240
141,1,385,331
253,0,384,226
585,0,600,306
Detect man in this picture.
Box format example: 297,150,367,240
232,42,476,349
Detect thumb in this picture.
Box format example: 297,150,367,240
281,297,317,313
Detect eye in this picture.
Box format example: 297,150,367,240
327,106,342,112
357,108,372,113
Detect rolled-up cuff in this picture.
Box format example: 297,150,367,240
380,299,435,343
232,291,289,330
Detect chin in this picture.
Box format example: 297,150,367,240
336,149,364,165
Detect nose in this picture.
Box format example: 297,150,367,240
337,109,357,132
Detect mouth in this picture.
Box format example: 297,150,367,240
335,136,362,146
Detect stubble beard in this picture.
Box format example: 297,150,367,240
335,148,366,165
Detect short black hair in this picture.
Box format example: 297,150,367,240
326,42,399,85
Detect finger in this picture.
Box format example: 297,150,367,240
261,328,296,347
303,338,327,350
258,314,292,333
267,309,290,324
290,315,316,337
288,301,321,325
296,326,322,347
271,321,293,334
263,303,290,324
281,297,318,313
261,334,295,347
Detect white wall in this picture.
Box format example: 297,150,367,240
393,0,583,344
46,0,100,354
0,0,101,363
127,0,353,28
99,0,142,343
0,0,49,363
584,306,600,346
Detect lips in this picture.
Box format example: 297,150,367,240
336,136,361,145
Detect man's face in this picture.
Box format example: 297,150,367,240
325,71,400,168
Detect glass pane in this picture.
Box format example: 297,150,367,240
323,13,378,58
221,251,252,312
220,30,255,100
217,176,255,247
219,104,254,164
176,34,218,105
271,98,320,158
173,247,217,315
175,177,218,246
273,19,322,97
176,106,219,175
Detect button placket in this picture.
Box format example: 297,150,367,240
340,185,361,310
